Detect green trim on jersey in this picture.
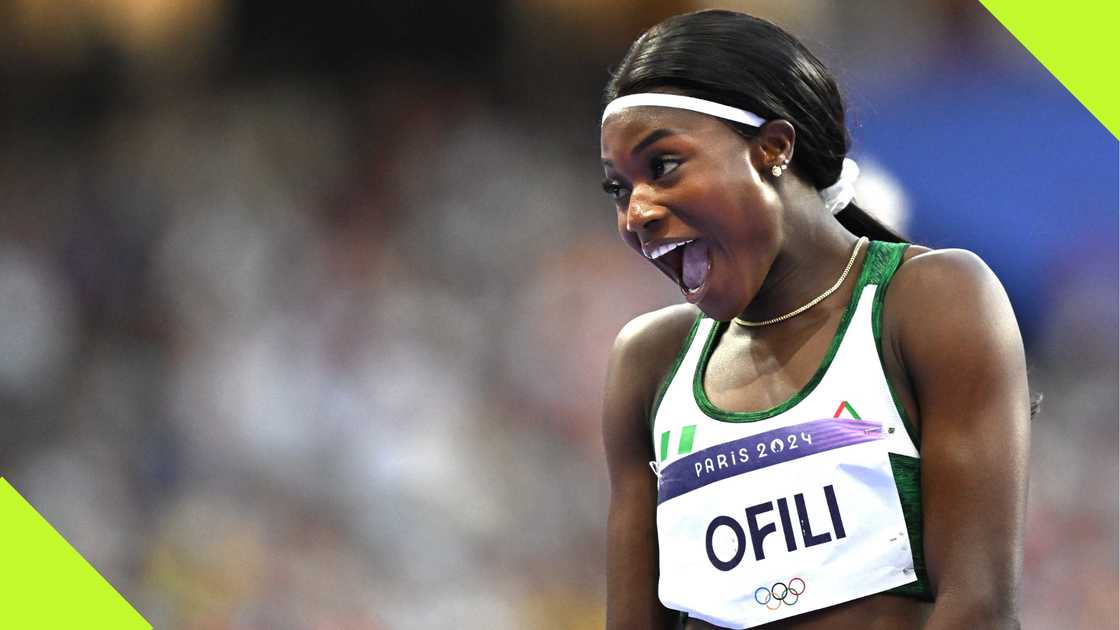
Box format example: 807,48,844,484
886,453,933,600
648,313,704,429
869,241,922,449
691,240,881,422
865,242,931,599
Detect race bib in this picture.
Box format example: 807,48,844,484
656,418,917,629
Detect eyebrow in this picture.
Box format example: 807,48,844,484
601,128,681,166
631,128,680,156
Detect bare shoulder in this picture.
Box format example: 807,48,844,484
883,245,1027,404
604,303,701,449
612,302,701,369
885,246,1017,335
892,246,1000,292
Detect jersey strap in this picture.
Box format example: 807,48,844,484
862,240,908,286
865,240,934,600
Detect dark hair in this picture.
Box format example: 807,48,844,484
604,9,905,243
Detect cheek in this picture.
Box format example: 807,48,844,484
719,167,781,239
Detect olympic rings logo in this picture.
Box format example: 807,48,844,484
754,577,806,610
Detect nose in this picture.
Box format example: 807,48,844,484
625,190,667,236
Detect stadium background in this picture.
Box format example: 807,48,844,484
0,0,1115,627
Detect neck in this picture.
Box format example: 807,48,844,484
738,207,861,326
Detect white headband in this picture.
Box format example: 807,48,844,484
602,93,766,128
602,92,860,215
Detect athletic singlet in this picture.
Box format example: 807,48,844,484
649,241,932,629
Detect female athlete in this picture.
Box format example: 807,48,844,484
600,10,1030,630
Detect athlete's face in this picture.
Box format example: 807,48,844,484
600,107,785,321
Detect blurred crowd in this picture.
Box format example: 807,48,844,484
0,1,1115,628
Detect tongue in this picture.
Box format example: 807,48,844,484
681,241,710,291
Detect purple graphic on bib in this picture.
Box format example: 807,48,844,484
657,419,882,504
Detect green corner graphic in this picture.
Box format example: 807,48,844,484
979,0,1119,140
0,478,151,629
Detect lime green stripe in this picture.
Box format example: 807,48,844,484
677,425,696,454
980,0,1119,140
659,431,671,462
0,478,151,628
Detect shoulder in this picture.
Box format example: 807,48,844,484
891,246,1002,296
611,303,701,367
885,246,1018,338
605,303,701,418
603,303,702,462
883,245,1026,399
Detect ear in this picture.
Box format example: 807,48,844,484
755,119,796,172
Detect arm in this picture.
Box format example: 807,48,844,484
603,307,695,630
890,250,1030,629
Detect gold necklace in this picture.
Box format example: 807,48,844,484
733,236,868,328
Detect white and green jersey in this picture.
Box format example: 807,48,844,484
650,241,931,629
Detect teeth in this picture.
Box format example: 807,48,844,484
646,239,694,260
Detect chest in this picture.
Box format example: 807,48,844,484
701,315,919,441
702,312,842,414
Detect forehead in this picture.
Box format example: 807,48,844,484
600,107,730,155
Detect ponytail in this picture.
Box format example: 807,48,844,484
835,202,908,244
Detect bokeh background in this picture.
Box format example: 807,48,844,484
0,1,1116,628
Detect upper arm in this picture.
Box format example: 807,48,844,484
888,249,1030,626
602,305,696,630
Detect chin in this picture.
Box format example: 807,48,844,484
697,308,732,323
695,281,758,322
693,293,742,323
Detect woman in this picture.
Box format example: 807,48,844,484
600,10,1030,630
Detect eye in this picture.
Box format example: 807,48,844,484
650,156,681,179
601,179,630,203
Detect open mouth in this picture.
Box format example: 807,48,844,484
648,239,711,299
